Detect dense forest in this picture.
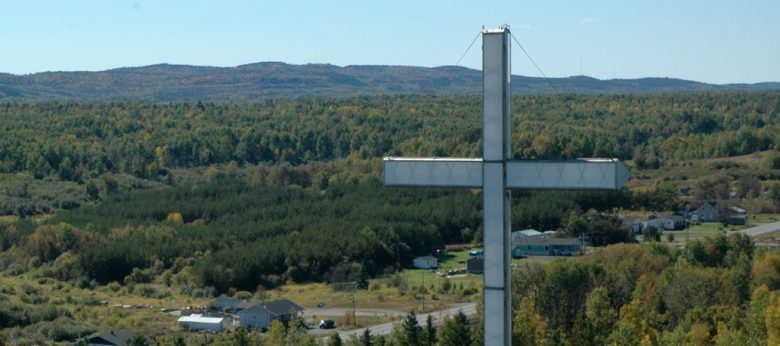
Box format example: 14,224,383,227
1,91,779,289
2,92,779,180
0,176,646,292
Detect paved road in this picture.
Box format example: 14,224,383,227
738,221,780,238
329,302,477,340
303,307,407,318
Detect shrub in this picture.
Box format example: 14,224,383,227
37,316,96,342
21,294,49,304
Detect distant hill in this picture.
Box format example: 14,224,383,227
1,62,778,101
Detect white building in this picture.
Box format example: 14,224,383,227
412,255,438,269
178,314,228,332
236,299,304,330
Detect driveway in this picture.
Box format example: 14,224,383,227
738,221,780,238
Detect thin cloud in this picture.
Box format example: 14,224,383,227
580,17,599,24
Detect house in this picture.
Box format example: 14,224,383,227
667,214,688,230
694,202,719,222
466,256,484,274
213,296,244,312
236,300,257,311
644,213,687,231
79,330,148,346
511,237,583,257
413,255,438,269
643,213,666,231
236,299,305,330
511,229,542,241
178,314,228,332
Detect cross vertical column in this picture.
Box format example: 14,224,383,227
481,28,511,346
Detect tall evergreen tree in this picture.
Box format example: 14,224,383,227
439,311,472,346
423,314,437,346
359,328,373,346
399,311,422,346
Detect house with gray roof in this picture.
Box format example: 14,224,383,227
79,330,149,346
236,299,304,330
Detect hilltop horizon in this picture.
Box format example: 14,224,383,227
3,61,779,86
2,61,779,102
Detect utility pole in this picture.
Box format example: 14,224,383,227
351,282,356,327
421,270,425,312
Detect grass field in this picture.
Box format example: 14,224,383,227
626,150,776,191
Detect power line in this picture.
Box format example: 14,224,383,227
509,32,548,79
510,32,564,94
454,31,482,66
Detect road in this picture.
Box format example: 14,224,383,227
738,221,780,238
311,302,477,339
303,307,407,318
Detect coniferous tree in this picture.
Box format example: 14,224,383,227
359,328,373,346
399,311,422,346
439,311,472,346
423,314,436,346
327,333,343,346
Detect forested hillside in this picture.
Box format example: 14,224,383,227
1,92,778,182
1,92,780,344
1,63,779,101
1,91,778,288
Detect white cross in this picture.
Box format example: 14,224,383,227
383,27,630,346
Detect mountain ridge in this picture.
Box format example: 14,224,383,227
1,62,778,101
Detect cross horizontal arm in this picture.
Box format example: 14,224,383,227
383,157,631,190
383,157,483,188
506,159,630,190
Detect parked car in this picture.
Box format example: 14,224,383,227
469,248,483,256
319,320,336,329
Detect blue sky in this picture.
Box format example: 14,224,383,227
2,0,778,84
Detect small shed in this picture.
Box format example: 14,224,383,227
413,255,438,269
466,256,484,274
725,206,748,225
178,314,228,332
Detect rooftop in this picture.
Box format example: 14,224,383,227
178,314,225,324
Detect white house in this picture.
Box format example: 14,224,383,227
643,213,687,231
178,314,228,332
412,255,438,269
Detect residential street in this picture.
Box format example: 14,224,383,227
310,302,477,339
